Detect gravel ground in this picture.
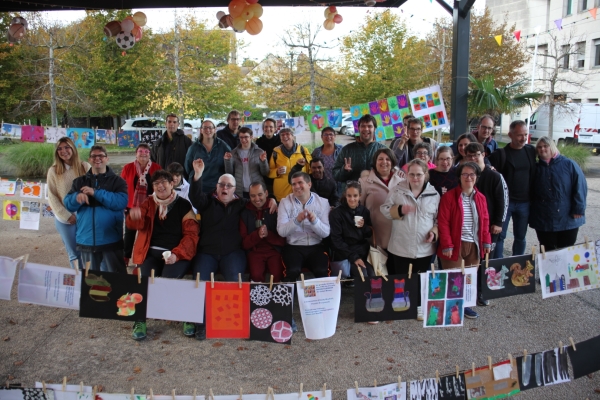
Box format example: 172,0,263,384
0,147,599,399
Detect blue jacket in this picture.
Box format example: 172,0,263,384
64,166,128,250
529,155,587,232
184,138,231,193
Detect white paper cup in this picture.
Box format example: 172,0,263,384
281,166,287,174
354,216,364,227
162,251,171,261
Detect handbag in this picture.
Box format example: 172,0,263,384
367,228,389,276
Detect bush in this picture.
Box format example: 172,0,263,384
0,142,55,178
560,144,590,173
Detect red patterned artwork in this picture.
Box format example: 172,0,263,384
206,282,250,339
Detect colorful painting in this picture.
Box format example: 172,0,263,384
117,130,140,148
350,94,411,140
0,180,17,196
308,109,343,133
408,85,449,133
567,335,600,379
96,129,116,145
537,242,599,299
249,283,294,344
354,274,418,322
205,282,250,339
347,382,406,400
481,255,536,300
21,182,43,198
67,128,95,148
140,129,162,144
42,203,55,218
424,270,466,328
21,125,45,142
464,360,521,399
45,127,67,143
1,123,21,137
3,200,20,220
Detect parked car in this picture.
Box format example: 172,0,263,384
529,103,600,145
333,113,355,136
267,111,291,120
120,117,165,130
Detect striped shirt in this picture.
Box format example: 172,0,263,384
461,192,475,242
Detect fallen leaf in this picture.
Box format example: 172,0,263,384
387,357,394,363
358,330,362,333
261,344,268,348
14,361,23,366
387,366,393,370
97,385,104,392
67,342,72,345
2,337,9,341
9,319,16,325
424,340,428,343
133,367,142,374
49,323,59,328
385,321,392,324
237,346,245,351
7,375,14,381
157,369,165,373
212,342,223,348
92,354,97,356
284,345,291,349
587,374,594,379
162,340,170,344
34,247,39,249
392,331,399,334
305,339,312,343
469,328,478,332
355,356,359,358
354,362,360,366
506,315,511,318
126,376,135,381
90,335,96,339
594,388,600,393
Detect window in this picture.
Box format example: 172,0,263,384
565,0,573,15
562,45,570,69
595,39,600,66
572,99,581,103
581,0,587,10
576,42,586,68
589,99,599,103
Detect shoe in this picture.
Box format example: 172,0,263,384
182,322,195,337
343,281,355,288
367,321,380,325
464,307,479,319
477,295,490,306
195,324,206,341
131,321,147,340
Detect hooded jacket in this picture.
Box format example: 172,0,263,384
268,144,312,201
329,203,373,263
224,142,269,197
151,129,192,172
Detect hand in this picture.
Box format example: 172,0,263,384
165,254,178,264
356,217,364,228
296,158,306,166
484,247,491,254
441,187,447,195
67,214,77,225
296,210,307,223
129,207,142,221
442,249,453,258
80,186,94,197
76,193,89,205
396,169,406,179
277,166,287,175
573,214,583,219
192,159,205,181
259,225,268,238
259,152,267,162
355,259,366,269
344,157,352,171
425,231,435,243
401,204,416,214
491,224,502,234
399,134,409,149
224,152,232,160
306,210,317,223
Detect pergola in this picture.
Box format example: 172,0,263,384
2,0,475,139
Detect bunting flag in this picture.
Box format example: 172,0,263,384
494,34,502,46
513,30,521,42
590,7,597,20
554,19,563,30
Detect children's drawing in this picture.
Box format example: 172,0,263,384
511,260,534,286
67,128,95,148
346,382,406,400
249,283,294,344
423,270,466,328
354,274,418,322
116,293,143,316
407,85,449,133
205,282,250,339
3,200,20,220
140,129,162,144
409,378,437,400
349,94,411,139
308,109,342,133
45,127,66,143
42,203,55,218
464,360,520,399
446,272,464,299
444,300,463,325
437,373,465,400
428,272,447,300
425,300,444,326
481,255,536,300
0,180,16,196
21,181,42,198
541,348,570,386
21,125,45,142
118,130,140,148
1,123,21,137
364,277,384,312
485,265,508,289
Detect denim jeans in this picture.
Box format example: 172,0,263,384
54,218,82,269
493,200,529,258
192,249,247,282
81,249,126,273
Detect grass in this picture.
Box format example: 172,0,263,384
560,144,590,173
0,142,55,178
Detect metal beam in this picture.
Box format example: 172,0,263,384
459,0,477,18
435,0,453,15
449,0,470,140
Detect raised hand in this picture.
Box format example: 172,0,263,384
259,152,267,162
344,157,352,171
192,159,205,181
224,152,232,160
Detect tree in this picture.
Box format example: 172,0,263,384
468,75,543,119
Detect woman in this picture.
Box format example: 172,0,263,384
401,142,436,172
428,146,458,196
184,119,231,193
453,133,478,166
359,148,403,252
126,170,200,341
437,162,491,319
329,181,374,280
268,128,311,201
255,118,281,197
46,137,90,269
121,143,162,265
529,136,587,250
224,127,269,198
312,127,343,185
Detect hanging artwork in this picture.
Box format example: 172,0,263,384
3,200,20,220
45,127,67,144
140,129,162,145
205,282,250,339
20,125,45,142
540,347,570,386
1,123,21,138
296,276,341,340
249,283,294,344
117,130,140,148
437,373,466,400
146,277,206,324
516,352,545,391
354,274,418,322
19,200,40,230
408,85,449,133
34,382,93,394
212,391,331,400
42,203,55,218
481,255,535,299
464,360,520,399
350,94,411,140
346,382,406,400
0,256,18,301
67,128,95,149
308,109,343,134
20,181,43,198
537,242,599,299
18,262,80,309
408,378,437,400
0,388,54,400
96,129,117,145
423,270,466,328
79,271,148,321
0,180,17,196
567,335,600,379
78,393,146,400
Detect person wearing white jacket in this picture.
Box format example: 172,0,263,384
277,171,331,282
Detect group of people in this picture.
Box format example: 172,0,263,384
46,110,587,340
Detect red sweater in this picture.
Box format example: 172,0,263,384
121,161,162,209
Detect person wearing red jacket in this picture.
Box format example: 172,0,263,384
240,182,286,282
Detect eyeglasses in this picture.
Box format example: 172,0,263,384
57,146,72,151
438,157,453,162
408,173,425,178
217,182,235,189
465,153,482,159
415,151,429,156
322,133,335,137
152,180,170,187
239,135,251,140
461,173,477,179
201,127,215,131
137,149,150,154
89,154,107,159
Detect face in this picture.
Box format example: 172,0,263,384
166,117,179,134
172,174,182,187
375,153,392,177
136,147,150,164
89,150,108,173
249,184,268,208
280,131,294,148
263,121,275,139
321,130,335,145
152,178,174,200
239,131,252,149
407,164,426,189
460,166,477,189
536,142,553,160
414,148,430,163
56,142,74,164
345,187,360,209
465,151,484,165
457,138,471,157
201,122,216,140
228,113,241,131
478,118,495,140
407,123,422,142
216,176,236,204
311,161,324,180
359,121,375,143
509,125,528,149
291,176,311,199
436,152,453,172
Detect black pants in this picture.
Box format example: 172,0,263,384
138,248,191,279
535,228,579,251
124,226,136,259
282,244,329,281
388,253,432,276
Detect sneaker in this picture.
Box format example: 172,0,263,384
417,306,424,321
195,324,206,341
367,321,380,325
464,307,479,319
131,321,147,340
182,322,196,337
477,295,490,307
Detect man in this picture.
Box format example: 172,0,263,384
332,114,386,183
277,172,331,282
151,113,192,174
289,157,339,208
488,120,536,258
255,118,281,198
389,114,415,149
217,110,242,150
64,145,128,273
392,117,438,169
473,115,499,157
240,182,286,283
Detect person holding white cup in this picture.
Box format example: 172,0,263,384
268,128,312,201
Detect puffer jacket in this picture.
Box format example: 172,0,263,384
332,140,386,182
151,129,192,173
268,144,312,201
329,204,373,263
64,166,128,251
529,154,587,232
184,138,231,193
380,180,440,258
224,142,269,197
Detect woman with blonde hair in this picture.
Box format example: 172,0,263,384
46,137,90,269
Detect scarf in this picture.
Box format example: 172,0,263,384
280,142,298,159
152,190,177,220
132,160,152,207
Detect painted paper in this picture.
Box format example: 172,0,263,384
481,255,535,300
42,203,55,218
249,283,294,344
96,129,116,145
540,348,570,386
21,181,43,198
146,277,206,323
153,396,205,400
421,267,478,309
350,94,411,140
117,130,140,148
78,393,146,400
79,271,148,321
0,180,17,196
409,378,437,400
21,125,45,142
3,200,20,220
18,262,80,309
0,256,18,301
1,123,21,138
408,85,449,133
205,282,250,339
45,127,67,143
0,388,54,400
423,270,466,328
308,109,343,133
537,243,599,299
297,276,341,339
67,128,95,149
567,335,600,379
346,382,406,400
438,373,466,399
34,383,92,393
213,391,331,400
515,353,545,391
20,200,41,230
464,360,520,399
140,129,162,145
354,274,418,322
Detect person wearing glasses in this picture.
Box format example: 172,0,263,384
268,128,312,201
126,170,200,341
255,118,281,196
428,146,458,196
120,143,162,266
437,161,491,319
392,118,438,169
217,110,242,150
151,113,192,175
224,127,269,199
473,115,498,157
64,146,128,273
401,142,436,172
47,137,90,269
312,127,343,189
184,119,231,194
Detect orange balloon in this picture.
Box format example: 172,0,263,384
246,17,263,35
323,19,335,30
229,0,247,18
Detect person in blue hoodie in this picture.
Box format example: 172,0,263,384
64,145,128,273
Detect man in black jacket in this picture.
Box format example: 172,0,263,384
151,113,192,176
289,157,339,208
217,110,242,150
255,118,281,198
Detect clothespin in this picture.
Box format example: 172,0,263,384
269,275,274,291
238,273,242,288
541,245,546,260
461,259,465,275
524,349,527,357
15,254,29,269
336,270,342,284
397,376,402,390
508,354,513,366
472,362,475,376
211,272,215,289
354,381,359,395
84,261,90,277
322,383,326,396
151,269,155,284
408,264,412,279
298,383,303,398
485,253,489,269
435,370,440,383
301,273,305,289
431,263,435,278
42,382,47,394
92,386,97,398
80,382,84,393
378,266,388,281
193,389,197,400
238,388,243,400
570,337,576,351
73,259,79,274
456,365,459,378
559,341,563,354
358,266,365,282
172,389,176,400
532,246,536,260
137,267,142,284
131,387,135,400
63,377,67,391
584,236,590,249
373,380,376,388
209,389,215,400
488,356,492,370
149,389,154,400
195,273,200,288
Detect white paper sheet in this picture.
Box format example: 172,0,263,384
20,200,41,230
421,267,477,308
0,256,18,301
35,383,92,393
346,382,406,400
296,276,341,340
146,277,206,323
18,263,81,309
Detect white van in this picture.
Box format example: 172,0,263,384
529,103,600,145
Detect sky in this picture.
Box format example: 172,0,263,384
42,1,486,64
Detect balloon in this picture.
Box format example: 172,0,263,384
219,15,230,28
116,31,136,50
122,51,127,56
216,11,226,19
324,8,332,18
133,26,143,42
327,12,336,20
11,17,28,30
246,0,259,3
229,0,247,18
242,8,254,21
246,17,263,35
329,5,337,13
7,30,18,43
232,16,247,32
104,21,121,37
247,3,263,18
8,23,26,39
323,19,335,30
333,14,343,23
132,11,147,27
121,19,134,33
131,24,141,36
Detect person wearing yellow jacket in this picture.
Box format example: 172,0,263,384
268,128,312,201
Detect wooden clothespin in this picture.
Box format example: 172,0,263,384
431,263,435,278
85,261,90,277
435,370,440,384
358,266,365,282
408,264,412,279
336,270,342,284
461,259,465,275
238,273,242,288
485,253,489,270
269,275,274,291
397,376,402,390
131,387,135,400
559,341,563,354
570,337,576,351
322,383,326,397
298,383,303,398
301,273,305,289
541,245,546,260
42,382,47,394
209,389,215,400
238,388,243,400
471,362,475,376
63,376,67,391
379,266,388,281
193,389,197,400
508,354,513,366
172,389,176,400
488,356,492,370
137,267,142,284
149,389,154,400
211,272,215,289
195,273,200,288
524,349,527,357
80,382,84,393
584,236,590,249
151,269,155,284
532,246,536,260
373,379,377,388
15,254,29,269
92,386,97,398
456,365,459,378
